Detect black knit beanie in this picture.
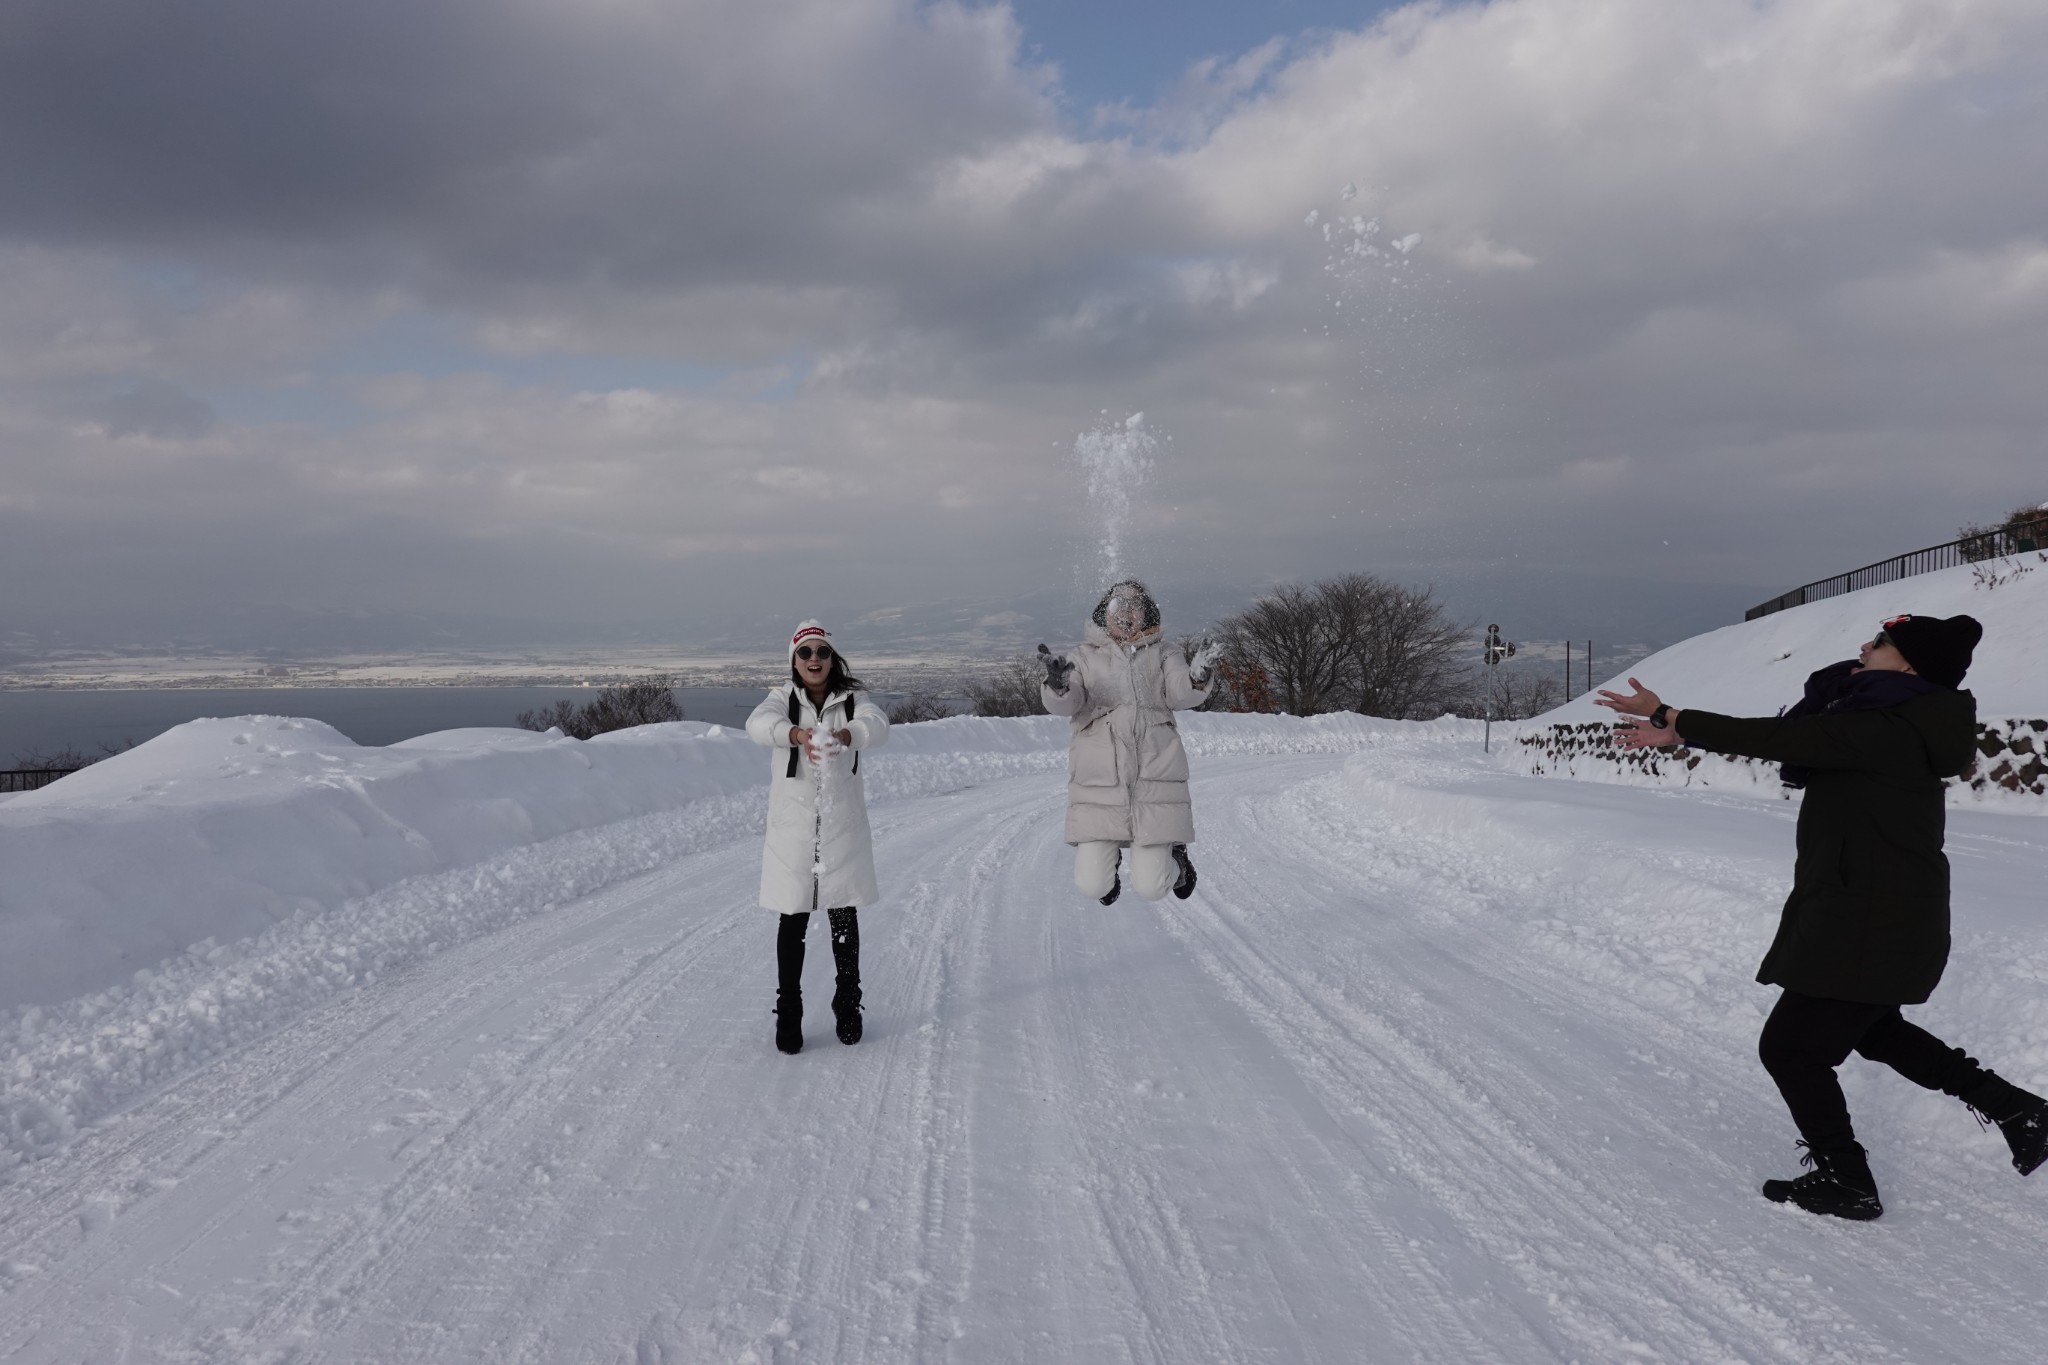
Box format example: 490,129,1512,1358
1883,614,1982,689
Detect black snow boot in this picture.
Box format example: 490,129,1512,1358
1962,1072,2048,1176
1171,844,1196,900
828,906,863,1046
1762,1141,1883,1221
775,911,808,1055
1099,872,1121,906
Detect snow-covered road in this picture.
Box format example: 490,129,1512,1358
3,739,2046,1363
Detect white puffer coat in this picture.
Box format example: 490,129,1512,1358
746,684,890,914
1041,622,1210,846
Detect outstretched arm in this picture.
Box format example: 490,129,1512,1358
1040,644,1088,717
1678,707,1944,775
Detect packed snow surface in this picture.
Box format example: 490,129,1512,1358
3,705,2047,1362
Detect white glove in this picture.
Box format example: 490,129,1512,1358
1188,639,1223,683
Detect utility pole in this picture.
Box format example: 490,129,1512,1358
1564,640,1572,700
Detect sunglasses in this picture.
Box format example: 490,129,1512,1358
795,645,834,661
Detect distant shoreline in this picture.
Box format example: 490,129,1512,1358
0,651,999,693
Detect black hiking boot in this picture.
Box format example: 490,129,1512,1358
1171,844,1196,900
1963,1073,2048,1176
774,993,803,1054
1099,872,1120,906
828,907,863,1046
1762,1141,1883,1220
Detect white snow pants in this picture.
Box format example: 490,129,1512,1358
1075,842,1177,902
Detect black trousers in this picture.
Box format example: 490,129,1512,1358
1758,990,1985,1150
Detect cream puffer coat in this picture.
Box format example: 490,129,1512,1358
746,684,890,914
1041,622,1210,846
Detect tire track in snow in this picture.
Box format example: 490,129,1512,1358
0,852,754,1363
0,869,724,1351
1176,770,1893,1365
1164,751,2038,1365
229,874,756,1358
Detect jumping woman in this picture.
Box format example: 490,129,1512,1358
1040,581,1220,904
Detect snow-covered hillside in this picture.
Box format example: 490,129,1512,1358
1508,557,2048,807
1543,555,2048,723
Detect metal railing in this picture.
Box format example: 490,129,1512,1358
0,768,79,794
1745,518,2048,621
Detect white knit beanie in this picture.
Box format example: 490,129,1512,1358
788,619,831,663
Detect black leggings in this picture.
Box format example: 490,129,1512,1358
1758,990,1986,1149
776,907,859,1000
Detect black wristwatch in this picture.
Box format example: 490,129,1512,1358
1649,704,1672,730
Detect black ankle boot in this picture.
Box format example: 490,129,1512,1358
1099,872,1120,906
775,993,803,1054
828,906,862,1046
1171,844,1196,900
1963,1073,2048,1176
775,912,808,1055
1762,1141,1883,1220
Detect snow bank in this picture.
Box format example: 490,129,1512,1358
0,706,1396,1178
0,717,761,1011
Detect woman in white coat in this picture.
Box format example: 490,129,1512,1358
746,621,890,1054
1040,582,1220,904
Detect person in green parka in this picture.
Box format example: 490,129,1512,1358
1598,612,2048,1221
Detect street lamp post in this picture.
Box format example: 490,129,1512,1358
1483,623,1516,753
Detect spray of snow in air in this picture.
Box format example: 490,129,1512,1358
1306,182,1469,536
809,722,844,874
1074,412,1159,585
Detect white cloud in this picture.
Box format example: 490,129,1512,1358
2,0,2046,647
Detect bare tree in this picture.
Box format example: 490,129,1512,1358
885,690,955,724
1465,667,1563,721
1958,499,2048,561
517,676,684,739
10,737,137,771
1213,583,1351,715
11,744,91,771
1326,575,1471,718
1214,573,1473,718
965,654,1048,717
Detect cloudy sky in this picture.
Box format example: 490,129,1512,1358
2,0,2044,657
